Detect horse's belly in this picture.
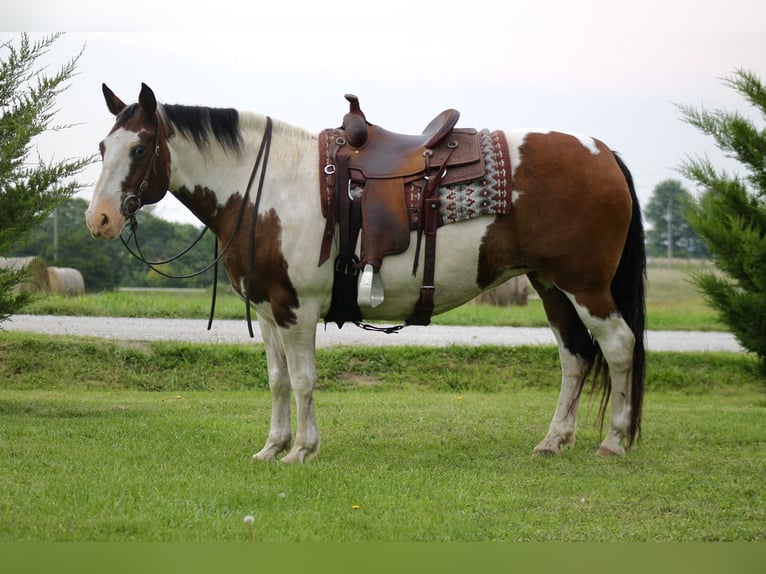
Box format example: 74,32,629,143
359,217,504,320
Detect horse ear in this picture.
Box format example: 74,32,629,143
102,84,126,116
138,83,157,116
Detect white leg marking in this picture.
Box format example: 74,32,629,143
252,309,321,464
252,316,293,461
564,293,635,456
277,310,321,464
534,326,589,455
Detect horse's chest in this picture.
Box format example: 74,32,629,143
219,208,301,327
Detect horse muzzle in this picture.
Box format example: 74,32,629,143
85,203,126,240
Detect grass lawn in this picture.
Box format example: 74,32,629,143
0,333,763,542
1,387,763,542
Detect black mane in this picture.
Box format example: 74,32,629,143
162,104,243,154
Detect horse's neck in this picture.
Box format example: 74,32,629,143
167,115,317,228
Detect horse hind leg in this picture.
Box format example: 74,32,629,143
529,274,597,455
563,289,636,456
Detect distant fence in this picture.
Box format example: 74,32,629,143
646,257,713,267
0,256,84,296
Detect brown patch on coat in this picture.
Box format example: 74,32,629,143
477,132,632,313
175,186,300,327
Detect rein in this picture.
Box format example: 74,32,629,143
120,116,274,337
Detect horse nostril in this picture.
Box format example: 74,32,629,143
100,213,109,228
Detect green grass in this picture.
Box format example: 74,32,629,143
21,264,727,331
2,332,760,393
22,288,249,320
0,332,763,541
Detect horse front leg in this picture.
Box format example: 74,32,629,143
252,315,293,462
279,314,321,464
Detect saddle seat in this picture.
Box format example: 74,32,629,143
342,94,461,178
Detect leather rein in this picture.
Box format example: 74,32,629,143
120,113,274,337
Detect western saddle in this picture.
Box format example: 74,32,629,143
319,94,485,327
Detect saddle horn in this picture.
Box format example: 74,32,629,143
343,94,369,148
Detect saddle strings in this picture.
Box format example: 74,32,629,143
120,116,274,337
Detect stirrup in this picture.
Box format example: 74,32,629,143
357,264,384,308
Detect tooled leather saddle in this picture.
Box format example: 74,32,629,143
319,94,485,327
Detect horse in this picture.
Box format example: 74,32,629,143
86,83,646,463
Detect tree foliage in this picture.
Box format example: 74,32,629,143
644,179,709,259
678,69,766,367
0,33,92,320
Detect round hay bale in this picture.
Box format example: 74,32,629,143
47,267,85,296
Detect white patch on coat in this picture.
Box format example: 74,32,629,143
572,133,601,155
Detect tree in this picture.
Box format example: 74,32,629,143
678,69,766,367
644,179,709,260
0,33,92,320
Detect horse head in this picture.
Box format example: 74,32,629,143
86,83,172,239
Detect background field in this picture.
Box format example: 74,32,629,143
22,264,726,331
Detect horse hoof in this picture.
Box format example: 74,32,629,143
532,447,558,457
533,434,574,456
280,445,319,464
252,452,276,462
252,446,283,462
595,444,625,456
280,452,307,464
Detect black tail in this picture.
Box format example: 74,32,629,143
610,152,647,446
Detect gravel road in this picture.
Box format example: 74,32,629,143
3,314,745,352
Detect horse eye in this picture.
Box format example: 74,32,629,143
131,144,147,158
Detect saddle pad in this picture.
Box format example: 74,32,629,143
438,130,512,224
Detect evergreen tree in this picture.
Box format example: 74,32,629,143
0,33,92,320
644,179,709,259
678,69,766,367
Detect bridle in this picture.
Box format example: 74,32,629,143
120,111,163,220
119,112,274,337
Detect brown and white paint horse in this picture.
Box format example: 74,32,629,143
86,84,646,463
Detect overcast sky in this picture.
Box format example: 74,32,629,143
4,0,766,224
